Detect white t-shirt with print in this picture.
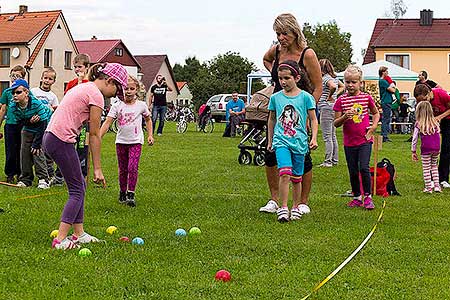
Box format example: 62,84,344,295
107,100,151,145
30,87,59,108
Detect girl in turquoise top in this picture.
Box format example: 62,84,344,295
267,60,318,222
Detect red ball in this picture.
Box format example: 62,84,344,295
119,236,130,242
215,270,231,282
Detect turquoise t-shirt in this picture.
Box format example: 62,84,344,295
378,79,392,105
225,98,245,121
0,88,19,124
268,90,316,154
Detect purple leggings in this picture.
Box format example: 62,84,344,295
116,143,142,192
43,132,86,224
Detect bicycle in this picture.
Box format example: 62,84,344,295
197,114,214,133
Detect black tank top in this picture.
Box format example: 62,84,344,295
271,45,314,94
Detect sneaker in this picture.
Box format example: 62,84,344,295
259,199,279,213
16,181,28,187
52,238,80,250
6,176,15,184
277,207,289,223
126,191,136,207
157,133,162,136
290,207,302,220
298,204,311,214
441,181,450,189
49,177,63,187
347,197,363,207
363,195,375,210
318,162,333,167
423,188,433,194
383,138,393,143
72,232,101,244
118,191,127,204
37,179,50,189
434,186,442,193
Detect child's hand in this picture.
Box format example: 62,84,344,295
365,127,376,140
309,139,318,150
147,135,154,146
412,152,418,161
30,115,40,123
31,147,42,155
93,169,106,188
267,142,273,152
344,108,355,119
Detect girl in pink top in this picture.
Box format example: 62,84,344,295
334,65,380,210
100,76,154,207
414,84,450,189
43,63,128,250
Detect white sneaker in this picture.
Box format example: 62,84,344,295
277,207,289,223
72,232,103,244
37,179,50,189
318,162,333,167
259,200,279,213
52,238,80,250
298,204,311,215
441,181,450,188
16,181,27,187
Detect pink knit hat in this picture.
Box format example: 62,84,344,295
101,63,128,101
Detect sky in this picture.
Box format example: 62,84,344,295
2,0,449,71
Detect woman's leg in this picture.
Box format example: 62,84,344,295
320,107,334,165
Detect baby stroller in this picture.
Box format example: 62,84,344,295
237,85,274,166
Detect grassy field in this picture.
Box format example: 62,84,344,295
0,122,449,300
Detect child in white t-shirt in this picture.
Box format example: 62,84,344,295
100,76,154,207
30,67,59,110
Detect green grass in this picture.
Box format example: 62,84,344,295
0,122,449,299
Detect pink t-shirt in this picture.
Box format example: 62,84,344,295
431,88,450,120
46,82,104,143
334,92,376,147
107,100,150,145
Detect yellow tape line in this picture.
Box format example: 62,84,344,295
300,200,386,300
17,192,63,200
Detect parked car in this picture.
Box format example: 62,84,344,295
206,94,248,121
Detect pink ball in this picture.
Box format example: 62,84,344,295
215,270,231,282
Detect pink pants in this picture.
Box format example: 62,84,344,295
116,143,142,192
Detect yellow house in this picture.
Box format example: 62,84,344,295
364,9,450,97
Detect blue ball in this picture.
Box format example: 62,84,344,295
175,229,187,236
132,237,144,245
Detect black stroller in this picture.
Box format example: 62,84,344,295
237,85,274,166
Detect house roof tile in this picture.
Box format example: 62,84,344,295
364,18,450,64
75,39,121,63
0,10,62,67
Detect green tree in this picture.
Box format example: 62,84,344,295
173,52,265,110
303,20,352,72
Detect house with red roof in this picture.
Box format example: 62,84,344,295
134,55,179,105
75,37,142,79
0,5,78,99
364,9,450,95
176,82,193,107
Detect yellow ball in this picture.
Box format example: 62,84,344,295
106,226,117,235
50,230,59,238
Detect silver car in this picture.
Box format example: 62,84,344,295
206,93,247,121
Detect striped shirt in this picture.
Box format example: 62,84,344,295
333,92,376,147
10,94,52,133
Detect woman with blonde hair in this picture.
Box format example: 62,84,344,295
259,13,322,216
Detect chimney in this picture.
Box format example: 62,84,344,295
420,9,433,26
18,5,28,15
91,36,98,40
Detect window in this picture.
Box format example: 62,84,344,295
44,49,52,67
0,81,9,94
64,82,68,92
64,51,72,69
385,54,410,69
115,48,123,57
0,48,10,67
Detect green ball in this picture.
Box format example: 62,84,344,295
78,248,92,257
189,227,201,236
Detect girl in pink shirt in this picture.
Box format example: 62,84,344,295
334,65,380,210
43,63,128,250
100,76,154,207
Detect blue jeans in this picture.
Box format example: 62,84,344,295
381,103,392,139
152,105,167,134
344,142,372,197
